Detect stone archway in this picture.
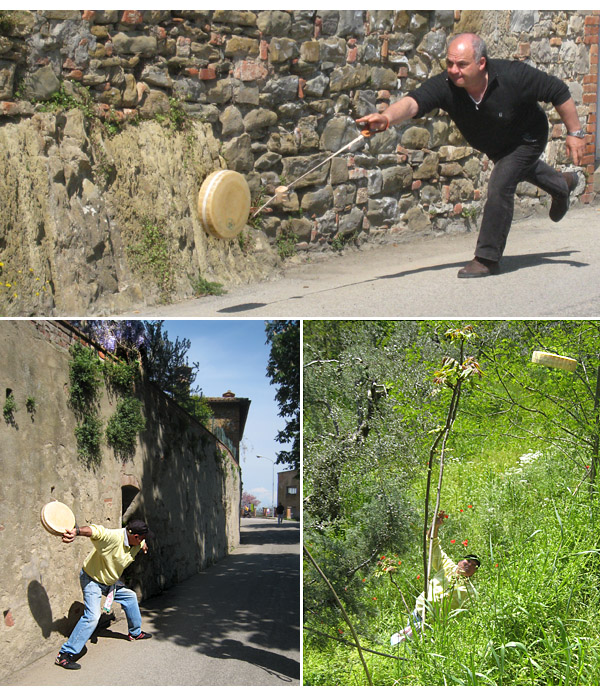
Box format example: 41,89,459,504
121,473,141,524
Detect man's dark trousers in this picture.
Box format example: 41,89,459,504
475,137,569,262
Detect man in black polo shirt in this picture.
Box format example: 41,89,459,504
357,33,587,278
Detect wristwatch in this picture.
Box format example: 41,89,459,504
567,129,585,138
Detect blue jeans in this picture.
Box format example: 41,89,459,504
409,609,424,634
60,570,142,655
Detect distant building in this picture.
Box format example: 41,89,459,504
204,390,251,462
277,468,300,519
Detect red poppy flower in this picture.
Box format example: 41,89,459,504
468,505,473,508
450,539,456,544
460,509,464,512
462,540,468,547
417,575,421,580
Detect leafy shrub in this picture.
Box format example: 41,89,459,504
103,359,138,394
105,396,146,460
68,343,103,413
74,413,103,467
3,392,17,423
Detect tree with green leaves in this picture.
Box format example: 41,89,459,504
464,320,600,494
70,320,211,427
142,320,199,403
265,320,300,469
303,321,447,634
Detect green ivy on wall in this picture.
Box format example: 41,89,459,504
68,341,146,466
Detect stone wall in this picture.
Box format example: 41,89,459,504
0,10,598,314
0,320,241,680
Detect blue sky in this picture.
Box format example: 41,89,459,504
160,320,291,509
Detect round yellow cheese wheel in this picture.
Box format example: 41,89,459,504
197,170,251,239
41,501,76,536
531,351,577,372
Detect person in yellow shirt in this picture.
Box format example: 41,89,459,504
55,520,153,670
391,510,480,645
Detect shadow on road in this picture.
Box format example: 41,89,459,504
240,521,299,546
203,639,299,683
377,249,586,281
138,519,300,681
215,249,586,314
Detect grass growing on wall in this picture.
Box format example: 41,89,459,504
126,218,174,301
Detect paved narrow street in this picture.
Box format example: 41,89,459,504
4,518,300,686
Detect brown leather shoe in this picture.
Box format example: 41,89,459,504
457,257,499,278
549,171,578,223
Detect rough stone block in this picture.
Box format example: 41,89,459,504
206,78,233,104
300,41,320,63
401,126,430,150
112,32,157,57
222,133,254,172
269,37,298,63
257,10,292,37
329,64,370,92
413,152,440,180
381,165,412,194
138,89,170,117
23,64,60,101
282,154,330,188
367,196,398,225
301,185,334,215
337,207,364,238
404,205,431,231
370,67,398,90
243,107,278,133
213,10,257,26
233,60,268,82
448,177,475,202
225,36,259,58
219,105,244,138
0,60,16,100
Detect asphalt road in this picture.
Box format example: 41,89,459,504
130,204,600,318
5,518,300,686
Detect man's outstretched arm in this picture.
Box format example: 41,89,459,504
356,95,419,133
62,526,93,543
427,510,446,539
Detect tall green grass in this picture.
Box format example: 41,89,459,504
303,445,600,685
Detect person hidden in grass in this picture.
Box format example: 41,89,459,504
391,510,480,645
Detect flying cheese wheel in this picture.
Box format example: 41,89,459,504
197,170,251,239
531,351,577,372
41,501,76,536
